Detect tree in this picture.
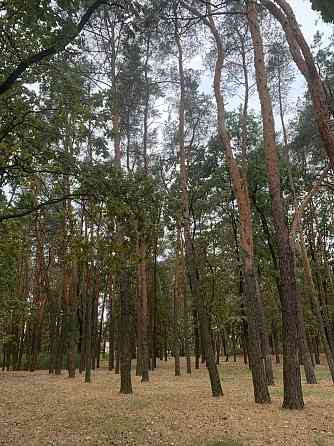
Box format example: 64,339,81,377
248,0,304,410
0,1,144,96
184,0,271,403
174,8,223,397
260,0,334,169
310,0,334,23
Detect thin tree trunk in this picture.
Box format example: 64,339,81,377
296,287,317,384
175,19,222,397
97,287,106,369
194,310,200,369
173,287,181,376
136,261,143,376
314,335,320,365
119,270,133,394
84,272,92,383
139,237,149,383
108,274,114,371
298,238,334,382
174,226,183,376
272,319,281,364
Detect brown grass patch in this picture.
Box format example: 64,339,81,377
0,357,333,445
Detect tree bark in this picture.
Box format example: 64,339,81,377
175,19,222,397
248,1,304,409
173,227,182,376
108,274,115,371
119,270,133,394
84,269,92,384
260,0,334,169
298,238,334,382
138,237,150,383
203,1,271,402
0,0,108,96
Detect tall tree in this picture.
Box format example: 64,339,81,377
174,7,223,397
248,0,304,409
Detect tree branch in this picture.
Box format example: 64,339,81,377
0,0,113,96
0,194,90,223
291,165,331,236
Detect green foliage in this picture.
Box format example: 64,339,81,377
311,0,334,23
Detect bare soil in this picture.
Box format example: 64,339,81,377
1,357,333,446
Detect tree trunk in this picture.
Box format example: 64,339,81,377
194,310,200,369
67,303,77,379
138,237,149,383
314,335,320,365
244,270,272,403
260,0,334,169
203,1,270,402
296,287,317,384
136,262,143,376
173,226,182,377
96,288,106,369
181,238,191,374
173,286,181,377
298,238,334,382
119,270,133,394
108,274,114,371
248,1,303,409
175,20,222,397
276,49,317,386
272,319,281,364
85,282,92,383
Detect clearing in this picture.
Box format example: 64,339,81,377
1,358,333,446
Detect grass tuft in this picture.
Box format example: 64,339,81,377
205,440,243,446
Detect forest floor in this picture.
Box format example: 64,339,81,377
0,357,333,446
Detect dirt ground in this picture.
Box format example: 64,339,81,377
1,357,333,446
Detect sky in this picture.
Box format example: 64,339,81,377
194,0,333,119
287,0,333,106
290,0,332,44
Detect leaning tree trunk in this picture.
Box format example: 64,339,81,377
202,2,270,403
248,1,303,409
260,0,334,169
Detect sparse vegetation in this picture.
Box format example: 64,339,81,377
1,358,334,446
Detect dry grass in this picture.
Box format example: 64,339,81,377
0,357,333,446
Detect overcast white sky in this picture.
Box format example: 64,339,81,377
216,0,333,124
286,0,333,107
158,0,333,151
290,0,332,44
